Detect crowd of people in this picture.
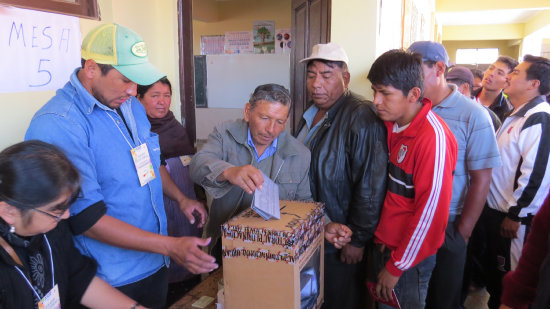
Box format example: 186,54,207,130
1,22,549,309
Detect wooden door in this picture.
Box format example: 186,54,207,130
290,0,331,134
177,0,197,149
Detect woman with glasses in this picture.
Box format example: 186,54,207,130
0,140,145,308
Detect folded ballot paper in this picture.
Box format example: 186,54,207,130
251,172,280,220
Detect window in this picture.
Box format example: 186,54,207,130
456,48,499,65
0,0,99,20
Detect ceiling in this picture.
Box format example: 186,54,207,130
436,8,544,26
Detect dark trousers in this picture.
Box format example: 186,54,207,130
368,244,435,309
117,266,169,309
322,244,367,309
425,222,467,309
473,207,531,309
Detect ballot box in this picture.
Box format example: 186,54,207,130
221,200,324,309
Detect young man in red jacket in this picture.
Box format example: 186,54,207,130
366,49,458,308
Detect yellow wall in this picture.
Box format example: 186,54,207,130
0,0,180,150
443,40,520,63
525,10,550,37
437,0,550,12
192,0,291,55
331,0,379,99
442,24,524,41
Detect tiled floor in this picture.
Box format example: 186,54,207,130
464,288,490,309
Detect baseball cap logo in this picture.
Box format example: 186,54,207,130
131,42,148,57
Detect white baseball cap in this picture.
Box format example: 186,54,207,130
299,42,349,65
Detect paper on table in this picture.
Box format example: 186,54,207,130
251,172,280,220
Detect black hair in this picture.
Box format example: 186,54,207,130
81,58,115,76
306,59,349,73
497,56,519,73
471,68,484,80
0,141,80,214
249,83,292,109
367,49,424,98
523,54,550,96
136,76,172,98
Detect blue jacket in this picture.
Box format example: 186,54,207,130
25,69,168,287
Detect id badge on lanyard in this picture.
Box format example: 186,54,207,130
38,284,61,309
131,143,156,186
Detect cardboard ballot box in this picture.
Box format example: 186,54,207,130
222,200,325,309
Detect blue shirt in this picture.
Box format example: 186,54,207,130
431,85,502,216
247,128,278,162
25,69,168,286
296,105,327,145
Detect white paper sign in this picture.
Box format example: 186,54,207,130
0,6,81,93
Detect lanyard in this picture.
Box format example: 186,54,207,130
105,110,143,148
13,235,55,302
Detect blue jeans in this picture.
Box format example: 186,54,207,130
370,245,436,309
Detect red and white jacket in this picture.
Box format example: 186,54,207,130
374,100,458,276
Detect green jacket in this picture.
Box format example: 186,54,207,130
190,119,312,251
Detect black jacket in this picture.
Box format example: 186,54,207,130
473,87,512,122
296,91,388,249
0,221,96,309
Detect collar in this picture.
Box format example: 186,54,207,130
435,84,460,109
474,87,507,108
227,119,300,159
70,68,132,114
302,105,320,129
247,128,278,162
511,95,546,117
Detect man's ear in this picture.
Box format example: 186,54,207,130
243,102,251,122
407,87,422,103
528,79,541,92
0,202,17,225
82,59,98,78
342,71,351,89
435,61,447,77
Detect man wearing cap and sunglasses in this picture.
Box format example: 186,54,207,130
408,41,501,309
295,42,388,309
25,23,218,307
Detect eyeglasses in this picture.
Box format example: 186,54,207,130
31,208,67,222
1,188,81,222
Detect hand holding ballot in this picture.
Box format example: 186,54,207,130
324,223,352,249
251,171,280,220
218,164,264,194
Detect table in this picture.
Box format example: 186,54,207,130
169,268,222,309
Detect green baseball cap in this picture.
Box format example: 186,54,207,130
81,23,164,85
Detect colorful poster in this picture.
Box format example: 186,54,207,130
253,20,275,54
200,35,224,55
275,28,291,54
0,6,81,93
224,31,253,54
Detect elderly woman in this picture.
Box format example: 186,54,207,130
0,140,144,308
137,77,204,302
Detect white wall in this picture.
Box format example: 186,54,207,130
0,0,180,151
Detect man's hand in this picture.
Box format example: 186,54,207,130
340,244,364,264
376,267,400,302
166,236,218,274
219,165,264,194
500,217,520,238
325,223,352,249
178,198,208,228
